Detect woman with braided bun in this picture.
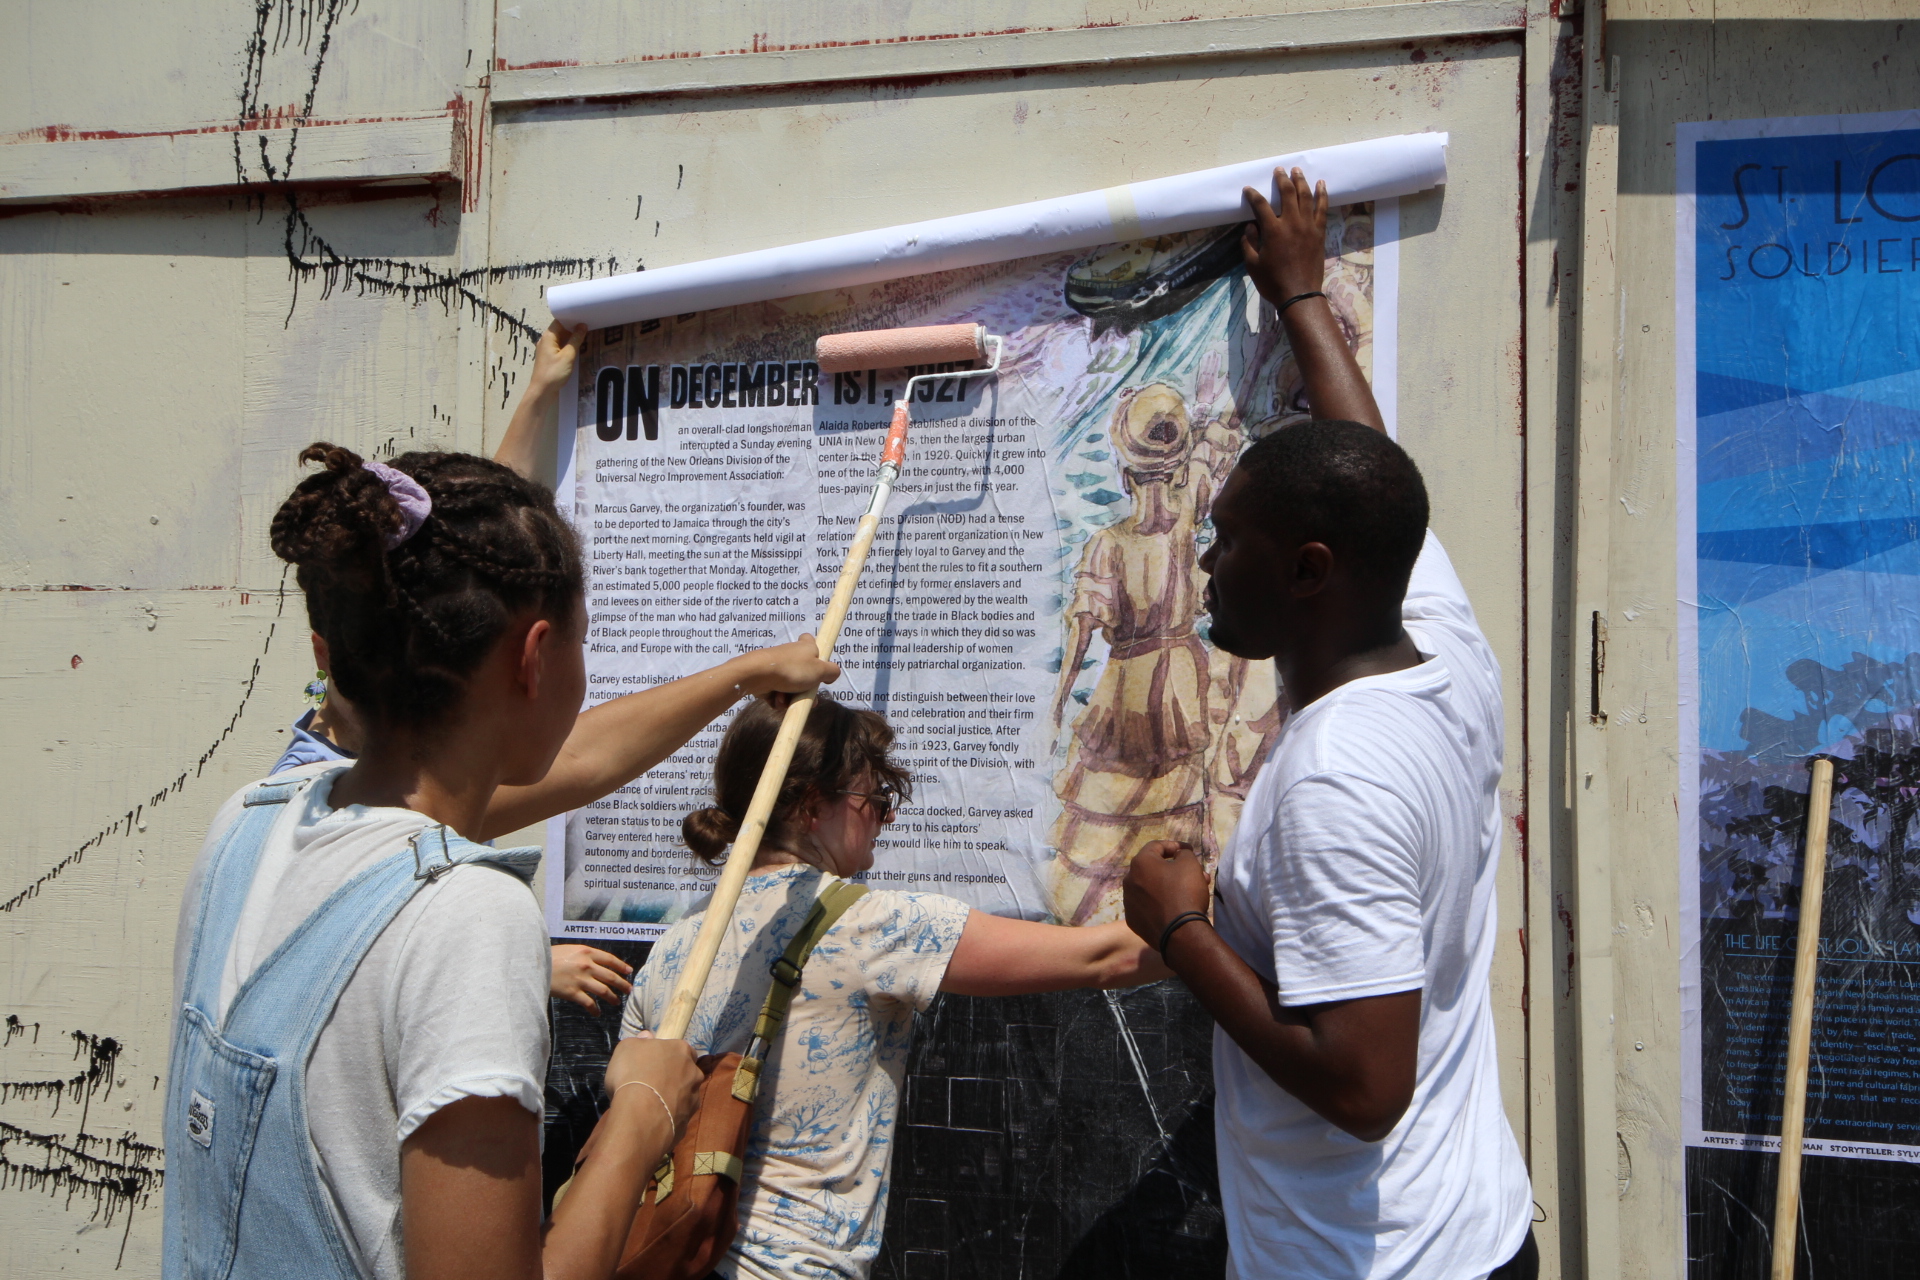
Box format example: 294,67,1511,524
271,323,834,1019
165,443,831,1280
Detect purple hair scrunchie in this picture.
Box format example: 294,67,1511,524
363,461,432,549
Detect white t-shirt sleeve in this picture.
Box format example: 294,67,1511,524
1265,773,1426,1006
381,864,551,1142
1401,530,1478,632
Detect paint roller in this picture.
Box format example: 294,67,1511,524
652,322,1004,1041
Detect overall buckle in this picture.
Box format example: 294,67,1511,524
412,826,458,881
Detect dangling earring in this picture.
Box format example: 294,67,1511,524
305,670,329,708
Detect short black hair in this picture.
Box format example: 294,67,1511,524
1233,420,1429,592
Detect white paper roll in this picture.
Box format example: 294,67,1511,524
547,132,1447,329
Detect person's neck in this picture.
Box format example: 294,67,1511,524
327,726,504,839
749,846,809,875
751,844,861,879
1275,619,1424,713
308,699,360,755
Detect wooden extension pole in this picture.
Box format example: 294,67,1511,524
546,495,882,1205
652,485,892,1041
651,335,999,1043
1770,755,1836,1280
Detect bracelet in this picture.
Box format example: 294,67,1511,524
1275,290,1326,318
1157,910,1213,959
612,1079,677,1136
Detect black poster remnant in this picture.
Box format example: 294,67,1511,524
542,951,1226,1278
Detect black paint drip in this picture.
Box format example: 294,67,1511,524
0,570,287,915
1,1027,162,1266
281,196,617,352
0,1121,164,1266
0,1031,122,1124
230,0,624,352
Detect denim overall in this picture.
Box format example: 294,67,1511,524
162,770,541,1280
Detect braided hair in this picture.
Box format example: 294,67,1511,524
269,443,583,730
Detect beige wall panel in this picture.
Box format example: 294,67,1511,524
232,191,474,591
488,33,1535,1142
498,0,1418,69
0,203,245,587
0,1,251,135
0,5,1561,1271
0,587,311,1275
0,0,471,137
1602,15,1920,1279
1612,0,1915,20
1,183,481,1271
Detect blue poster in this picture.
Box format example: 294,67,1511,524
1680,109,1920,1186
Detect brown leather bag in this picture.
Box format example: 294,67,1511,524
571,879,869,1280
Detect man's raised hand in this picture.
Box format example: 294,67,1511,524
1241,166,1330,310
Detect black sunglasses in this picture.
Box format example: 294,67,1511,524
839,785,899,822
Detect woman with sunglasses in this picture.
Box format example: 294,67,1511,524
620,694,1172,1280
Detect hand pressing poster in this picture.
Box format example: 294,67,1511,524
549,203,1395,941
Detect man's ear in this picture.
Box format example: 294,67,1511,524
517,617,554,699
1292,541,1335,598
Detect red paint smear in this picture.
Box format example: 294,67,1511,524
1556,892,1575,1000
70,655,82,669
488,23,1141,72
0,179,456,220
7,583,233,591
1517,926,1530,1019
7,109,458,149
449,95,482,215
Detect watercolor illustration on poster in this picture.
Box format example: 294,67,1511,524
543,188,1401,943
1678,109,1920,1184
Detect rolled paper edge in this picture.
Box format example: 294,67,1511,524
548,133,1447,328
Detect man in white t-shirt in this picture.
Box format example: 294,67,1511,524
1122,168,1535,1278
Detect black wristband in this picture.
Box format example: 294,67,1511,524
1157,910,1212,959
1275,290,1326,318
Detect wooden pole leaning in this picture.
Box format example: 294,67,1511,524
1769,755,1836,1280
653,503,887,1040
652,333,1000,1043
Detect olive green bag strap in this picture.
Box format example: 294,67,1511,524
729,877,869,1104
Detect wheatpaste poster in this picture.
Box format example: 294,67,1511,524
547,203,1397,941
1680,108,1920,1208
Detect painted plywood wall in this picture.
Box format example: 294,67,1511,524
1587,10,1920,1280
1,2,1576,1275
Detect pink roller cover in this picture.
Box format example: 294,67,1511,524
815,323,985,373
